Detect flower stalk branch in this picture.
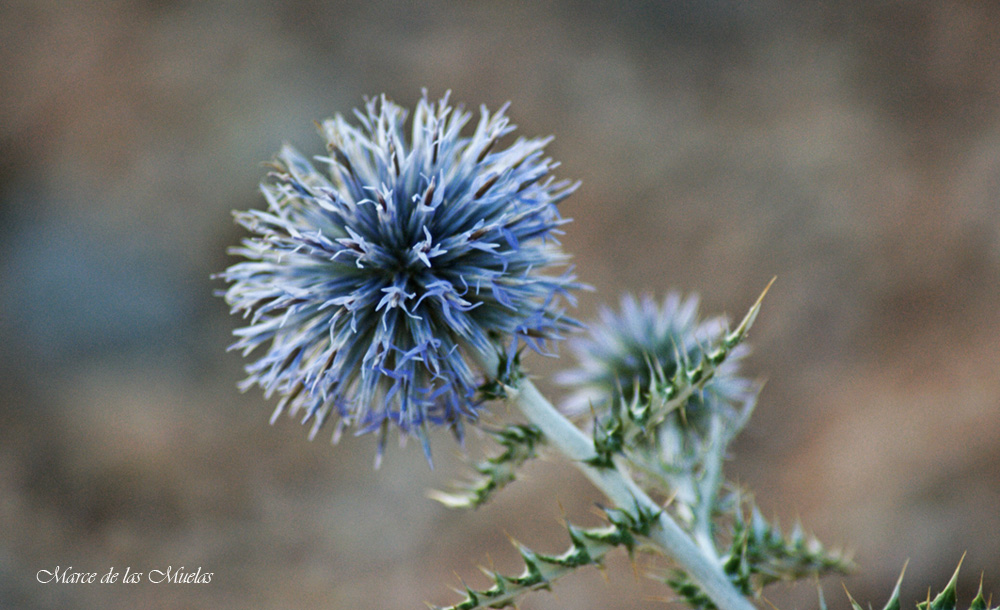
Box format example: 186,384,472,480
475,347,758,610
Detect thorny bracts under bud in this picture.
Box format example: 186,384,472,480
558,292,756,421
218,92,582,462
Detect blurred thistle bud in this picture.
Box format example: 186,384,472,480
218,92,581,462
559,293,756,424
558,291,761,506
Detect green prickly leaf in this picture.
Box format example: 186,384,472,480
853,560,907,610
886,562,907,610
625,379,652,428
844,585,868,610
721,276,775,352
510,545,547,589
453,585,481,610
596,505,653,550
969,577,990,610
477,346,526,401
918,558,964,610
668,502,851,610
585,406,625,468
848,558,998,610
429,424,544,509
432,506,653,610
667,569,717,610
562,524,595,566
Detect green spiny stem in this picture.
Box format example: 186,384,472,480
691,413,727,560
517,377,756,610
466,283,774,610
473,348,757,610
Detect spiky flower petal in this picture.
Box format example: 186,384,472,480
219,92,581,458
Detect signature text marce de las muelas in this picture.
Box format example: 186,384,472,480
37,566,212,584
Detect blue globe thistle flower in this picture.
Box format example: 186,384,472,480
558,293,755,419
219,92,581,461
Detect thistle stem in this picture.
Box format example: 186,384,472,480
479,350,756,610
692,413,726,560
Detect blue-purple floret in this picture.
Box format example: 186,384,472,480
220,93,581,458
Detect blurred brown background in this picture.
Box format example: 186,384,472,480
2,1,999,609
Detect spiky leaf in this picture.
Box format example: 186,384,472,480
430,424,544,509
848,559,997,610
432,505,659,610
667,503,852,610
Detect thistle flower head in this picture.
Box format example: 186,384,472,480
558,293,755,419
219,92,580,460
